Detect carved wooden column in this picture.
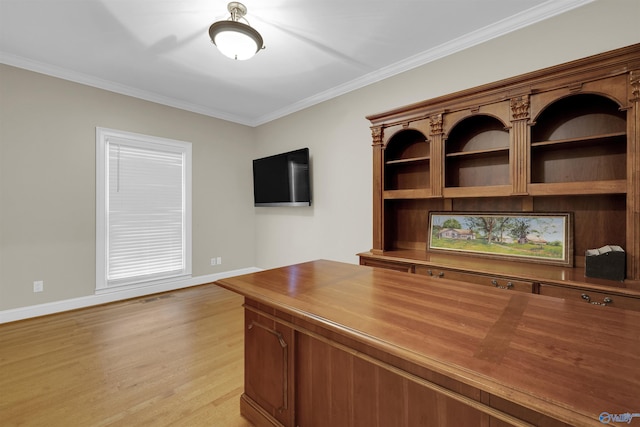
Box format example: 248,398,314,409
371,126,385,254
510,96,530,196
430,114,444,198
629,70,640,280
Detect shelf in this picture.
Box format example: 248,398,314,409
442,185,512,198
383,189,431,199
445,155,510,188
386,156,430,165
531,131,626,148
528,180,627,196
445,147,509,158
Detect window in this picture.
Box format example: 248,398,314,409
96,128,192,291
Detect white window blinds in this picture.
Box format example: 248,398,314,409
96,128,192,290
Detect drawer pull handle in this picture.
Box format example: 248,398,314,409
492,279,513,290
427,270,433,276
581,293,613,306
438,272,444,278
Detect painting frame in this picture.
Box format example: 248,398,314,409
428,212,573,267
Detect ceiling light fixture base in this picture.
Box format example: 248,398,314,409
227,2,247,18
209,2,264,61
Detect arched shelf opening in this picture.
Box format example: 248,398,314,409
383,129,431,194
530,94,626,184
385,129,429,161
444,115,510,188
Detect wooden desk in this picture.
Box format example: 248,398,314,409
215,260,640,427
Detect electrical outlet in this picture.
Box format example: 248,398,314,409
210,258,217,266
33,281,44,293
216,256,222,265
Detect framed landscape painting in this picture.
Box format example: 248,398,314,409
428,212,573,266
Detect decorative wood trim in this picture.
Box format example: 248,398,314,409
367,44,640,126
510,97,530,121
510,96,530,195
372,135,384,253
371,126,383,147
429,114,445,197
631,70,640,102
629,70,640,279
429,113,444,135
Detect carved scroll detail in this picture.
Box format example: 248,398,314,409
371,126,383,146
631,71,640,101
511,96,530,120
430,114,443,135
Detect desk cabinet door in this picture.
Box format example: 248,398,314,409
244,309,294,426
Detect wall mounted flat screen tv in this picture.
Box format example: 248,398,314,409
253,148,311,207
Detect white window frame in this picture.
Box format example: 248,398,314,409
95,127,192,292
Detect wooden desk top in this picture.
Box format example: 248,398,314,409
215,259,640,426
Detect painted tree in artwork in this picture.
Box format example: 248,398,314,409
510,218,532,244
495,217,512,243
465,216,501,244
442,218,461,229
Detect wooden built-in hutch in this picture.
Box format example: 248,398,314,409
359,43,640,311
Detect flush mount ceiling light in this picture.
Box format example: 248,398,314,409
209,2,264,60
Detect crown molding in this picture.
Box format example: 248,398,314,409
0,52,256,126
1,0,594,128
252,0,595,126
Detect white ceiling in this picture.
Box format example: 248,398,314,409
0,0,593,126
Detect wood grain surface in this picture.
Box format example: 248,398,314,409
0,285,252,427
216,259,640,426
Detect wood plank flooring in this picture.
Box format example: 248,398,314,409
0,284,253,427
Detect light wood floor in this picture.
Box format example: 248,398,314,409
0,285,253,426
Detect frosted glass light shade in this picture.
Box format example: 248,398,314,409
209,21,263,60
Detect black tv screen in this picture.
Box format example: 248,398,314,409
252,148,311,207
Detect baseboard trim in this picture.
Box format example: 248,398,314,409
0,267,261,324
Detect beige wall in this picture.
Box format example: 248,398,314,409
2,0,639,312
0,66,256,310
